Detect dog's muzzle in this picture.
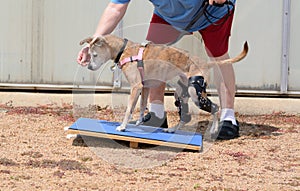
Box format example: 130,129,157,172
87,61,101,71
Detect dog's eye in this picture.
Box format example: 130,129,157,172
94,42,103,47
92,52,98,57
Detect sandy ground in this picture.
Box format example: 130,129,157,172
0,103,299,191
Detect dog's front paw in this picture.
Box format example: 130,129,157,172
116,125,126,132
135,120,143,126
163,127,176,133
163,122,185,133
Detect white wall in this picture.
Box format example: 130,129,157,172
231,0,283,91
0,0,299,95
289,0,300,91
0,0,33,83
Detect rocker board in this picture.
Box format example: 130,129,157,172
67,118,202,151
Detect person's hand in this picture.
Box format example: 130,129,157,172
209,0,227,5
77,46,91,67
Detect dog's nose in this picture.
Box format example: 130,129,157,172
88,62,101,71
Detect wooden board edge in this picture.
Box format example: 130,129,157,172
67,129,201,151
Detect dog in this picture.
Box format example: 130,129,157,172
79,34,248,132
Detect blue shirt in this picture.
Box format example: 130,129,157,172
111,0,236,32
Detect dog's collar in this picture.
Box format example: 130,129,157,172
114,38,128,64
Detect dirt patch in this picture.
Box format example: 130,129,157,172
0,103,299,190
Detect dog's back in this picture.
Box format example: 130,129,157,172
121,43,194,73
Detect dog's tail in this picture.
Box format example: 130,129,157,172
206,41,249,66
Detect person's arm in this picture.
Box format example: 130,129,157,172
93,2,129,37
77,2,129,65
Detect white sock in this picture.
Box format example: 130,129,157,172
220,108,237,126
149,103,165,119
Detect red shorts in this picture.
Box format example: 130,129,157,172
146,11,234,57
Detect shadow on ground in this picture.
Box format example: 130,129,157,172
193,120,280,138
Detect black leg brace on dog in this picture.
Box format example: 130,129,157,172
174,80,191,123
188,76,219,114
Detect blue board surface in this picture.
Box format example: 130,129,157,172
70,118,202,147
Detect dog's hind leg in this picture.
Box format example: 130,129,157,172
163,78,190,133
188,76,219,114
174,78,192,123
116,85,142,131
136,87,149,125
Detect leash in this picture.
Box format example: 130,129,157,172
167,0,234,45
204,0,234,26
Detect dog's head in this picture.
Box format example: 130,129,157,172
80,36,112,71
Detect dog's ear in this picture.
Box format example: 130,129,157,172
79,37,93,46
90,36,100,46
90,36,105,47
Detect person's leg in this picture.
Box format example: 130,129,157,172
146,14,181,44
215,62,239,140
199,10,239,139
213,54,237,125
139,14,181,127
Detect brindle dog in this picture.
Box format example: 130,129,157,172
79,34,248,132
